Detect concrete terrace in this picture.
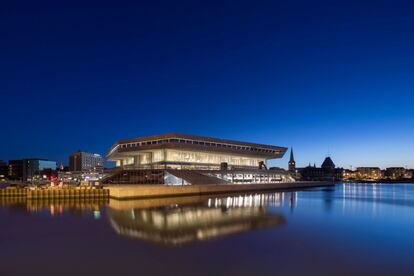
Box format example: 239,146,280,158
107,181,333,199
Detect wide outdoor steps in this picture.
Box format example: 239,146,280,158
167,169,228,185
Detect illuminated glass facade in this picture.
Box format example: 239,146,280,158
103,133,294,185
113,149,264,169
23,159,57,181
108,133,287,170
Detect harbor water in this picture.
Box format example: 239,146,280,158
1,183,414,276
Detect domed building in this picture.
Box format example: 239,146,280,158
297,156,343,181
321,157,335,170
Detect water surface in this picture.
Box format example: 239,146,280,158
1,183,414,276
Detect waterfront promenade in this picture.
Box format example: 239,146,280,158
0,181,331,200
107,181,332,199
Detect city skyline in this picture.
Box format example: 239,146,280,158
1,1,414,169
2,2,414,275
1,131,412,171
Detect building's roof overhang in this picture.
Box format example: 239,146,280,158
107,133,287,160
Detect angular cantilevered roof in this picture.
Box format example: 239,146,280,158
107,133,287,159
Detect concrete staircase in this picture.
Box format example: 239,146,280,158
167,170,228,185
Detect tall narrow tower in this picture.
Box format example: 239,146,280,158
288,147,296,173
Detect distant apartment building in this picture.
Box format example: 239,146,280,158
384,167,406,180
69,151,104,172
407,169,414,179
342,169,357,179
355,167,382,180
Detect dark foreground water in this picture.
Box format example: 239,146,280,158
1,183,414,276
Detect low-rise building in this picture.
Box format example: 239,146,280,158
58,171,105,183
355,167,382,180
342,169,357,180
384,167,406,180
406,169,414,179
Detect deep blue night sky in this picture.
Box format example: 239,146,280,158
1,0,414,169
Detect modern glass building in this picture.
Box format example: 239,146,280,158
105,133,293,185
23,159,57,181
107,133,286,170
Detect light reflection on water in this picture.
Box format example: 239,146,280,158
108,193,289,246
2,183,414,275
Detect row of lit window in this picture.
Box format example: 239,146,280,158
214,173,284,178
119,138,279,154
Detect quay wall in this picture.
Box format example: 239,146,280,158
0,188,26,197
27,189,109,199
1,182,332,200
107,181,333,199
0,188,109,199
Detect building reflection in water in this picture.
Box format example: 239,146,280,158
25,199,108,217
0,192,295,245
108,193,290,246
0,197,108,218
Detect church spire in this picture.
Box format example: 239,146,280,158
289,147,295,163
288,147,296,173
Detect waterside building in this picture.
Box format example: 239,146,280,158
105,133,293,185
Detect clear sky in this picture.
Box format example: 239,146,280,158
1,0,414,169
